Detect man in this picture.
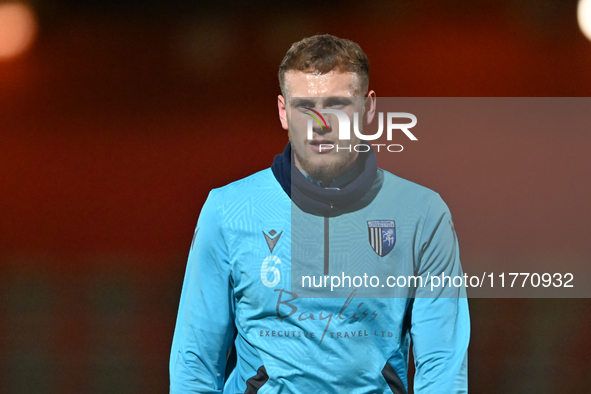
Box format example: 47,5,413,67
170,34,469,393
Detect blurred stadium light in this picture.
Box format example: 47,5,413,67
579,0,591,41
0,2,37,60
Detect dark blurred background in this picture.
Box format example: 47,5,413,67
1,0,591,393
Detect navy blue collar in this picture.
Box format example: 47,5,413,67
271,142,378,215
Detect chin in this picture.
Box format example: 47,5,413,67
301,156,347,181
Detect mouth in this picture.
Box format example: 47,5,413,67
309,139,335,153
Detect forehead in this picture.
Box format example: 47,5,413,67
284,70,360,98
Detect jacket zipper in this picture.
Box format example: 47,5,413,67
324,202,333,275
324,215,329,275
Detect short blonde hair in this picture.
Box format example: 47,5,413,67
278,34,369,96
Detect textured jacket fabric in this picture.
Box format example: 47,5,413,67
170,144,469,393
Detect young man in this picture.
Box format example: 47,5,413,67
170,35,469,393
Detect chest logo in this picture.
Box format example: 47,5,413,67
367,220,396,257
263,229,283,253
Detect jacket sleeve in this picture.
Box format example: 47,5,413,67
410,194,470,393
170,190,236,393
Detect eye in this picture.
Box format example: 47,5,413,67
293,102,314,110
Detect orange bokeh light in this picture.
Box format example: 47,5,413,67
0,2,37,59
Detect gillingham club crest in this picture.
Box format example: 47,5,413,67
367,220,396,257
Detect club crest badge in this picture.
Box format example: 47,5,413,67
367,220,396,257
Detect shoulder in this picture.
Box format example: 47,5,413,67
206,168,287,212
211,168,276,196
377,168,445,212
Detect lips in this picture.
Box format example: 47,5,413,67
309,139,334,153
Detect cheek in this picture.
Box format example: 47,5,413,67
289,119,309,140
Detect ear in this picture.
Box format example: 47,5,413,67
364,90,377,125
278,95,288,130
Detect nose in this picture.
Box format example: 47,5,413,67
303,106,331,135
313,122,330,135
304,107,331,135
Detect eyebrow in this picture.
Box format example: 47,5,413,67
290,98,316,107
324,97,354,106
290,97,354,108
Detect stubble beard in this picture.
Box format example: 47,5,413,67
289,129,357,182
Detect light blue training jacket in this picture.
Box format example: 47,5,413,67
170,144,469,394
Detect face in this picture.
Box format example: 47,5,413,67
278,71,376,183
